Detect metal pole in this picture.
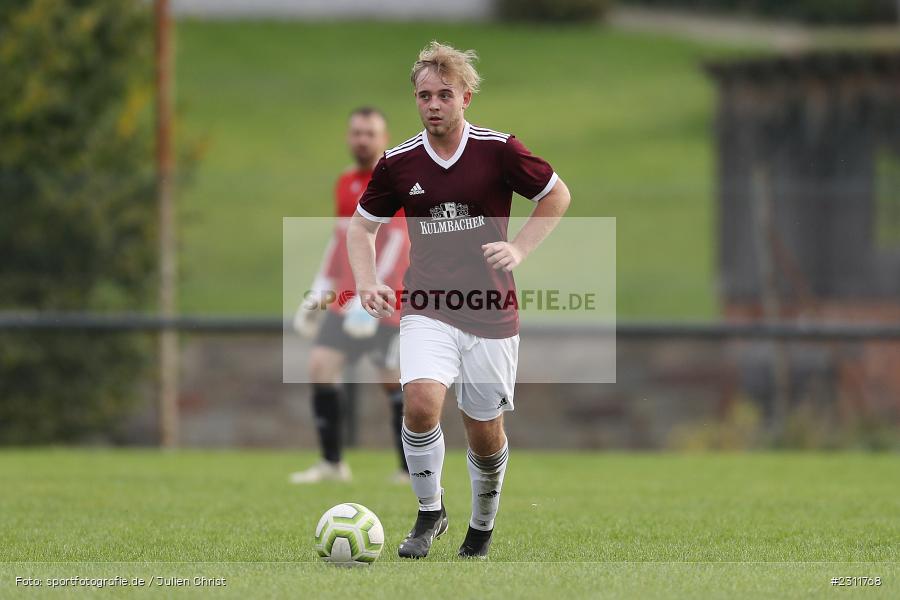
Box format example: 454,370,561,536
155,0,178,448
752,164,791,441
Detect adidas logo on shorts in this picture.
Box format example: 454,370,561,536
497,396,509,410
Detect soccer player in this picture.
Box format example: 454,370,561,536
347,42,570,558
290,107,411,485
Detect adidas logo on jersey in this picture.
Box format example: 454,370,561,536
409,182,425,195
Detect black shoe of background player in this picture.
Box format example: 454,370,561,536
397,503,448,559
457,525,493,558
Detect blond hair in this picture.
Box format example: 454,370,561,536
410,41,481,94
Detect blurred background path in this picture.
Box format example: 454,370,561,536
171,0,899,50
609,5,900,50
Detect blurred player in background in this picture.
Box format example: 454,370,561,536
290,107,410,484
348,42,570,558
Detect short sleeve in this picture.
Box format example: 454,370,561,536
502,136,558,202
357,156,400,223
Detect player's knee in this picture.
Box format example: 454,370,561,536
465,415,506,456
308,348,342,383
402,383,442,431
403,399,438,431
307,360,331,383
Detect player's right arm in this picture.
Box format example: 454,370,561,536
347,212,395,318
348,155,402,318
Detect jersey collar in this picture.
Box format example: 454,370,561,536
422,121,470,170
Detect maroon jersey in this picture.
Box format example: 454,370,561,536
357,121,557,338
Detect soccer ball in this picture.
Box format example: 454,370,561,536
314,503,384,566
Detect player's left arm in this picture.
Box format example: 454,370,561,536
483,177,571,272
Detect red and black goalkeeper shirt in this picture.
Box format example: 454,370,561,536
357,121,557,338
322,168,409,327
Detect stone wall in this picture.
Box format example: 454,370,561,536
124,332,740,449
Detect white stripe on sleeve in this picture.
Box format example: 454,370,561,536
356,204,392,223
531,172,559,203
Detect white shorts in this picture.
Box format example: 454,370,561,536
398,315,519,421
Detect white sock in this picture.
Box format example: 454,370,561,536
401,422,444,511
467,440,508,531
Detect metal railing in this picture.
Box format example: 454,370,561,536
2,312,900,340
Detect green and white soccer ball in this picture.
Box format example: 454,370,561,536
314,503,384,566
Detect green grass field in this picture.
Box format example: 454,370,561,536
2,450,897,598
176,21,754,319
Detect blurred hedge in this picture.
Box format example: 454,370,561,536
496,0,612,22
619,0,898,24
0,0,157,444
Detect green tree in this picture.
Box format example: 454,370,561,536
0,0,157,443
